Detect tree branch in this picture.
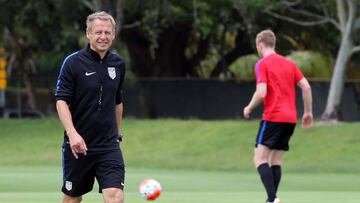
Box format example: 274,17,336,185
321,0,330,17
273,0,341,31
354,17,360,30
193,0,197,20
336,0,347,33
280,0,301,7
27,58,37,74
210,30,253,77
80,0,101,11
265,10,335,27
287,7,341,29
122,21,141,30
352,46,360,54
346,0,357,30
115,0,125,36
288,7,327,20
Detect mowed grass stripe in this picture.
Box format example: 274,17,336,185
0,118,360,173
1,167,360,203
2,192,360,203
1,167,359,192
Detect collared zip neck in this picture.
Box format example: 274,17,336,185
87,44,110,62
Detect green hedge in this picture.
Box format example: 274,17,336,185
229,54,258,80
229,51,332,80
287,51,332,80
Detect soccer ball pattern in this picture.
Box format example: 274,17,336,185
139,179,162,200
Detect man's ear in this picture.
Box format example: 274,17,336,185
86,31,90,40
258,42,263,49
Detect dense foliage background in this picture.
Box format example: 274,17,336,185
1,0,359,121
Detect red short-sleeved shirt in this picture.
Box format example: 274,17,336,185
255,53,304,123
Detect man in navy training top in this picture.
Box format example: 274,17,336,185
55,11,126,203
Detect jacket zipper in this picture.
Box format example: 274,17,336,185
98,60,104,111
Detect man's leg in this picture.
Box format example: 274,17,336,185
62,194,82,203
269,150,285,194
97,149,125,203
102,188,124,203
254,144,276,202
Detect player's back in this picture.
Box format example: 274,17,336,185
256,53,303,123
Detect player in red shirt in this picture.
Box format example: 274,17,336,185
243,29,313,203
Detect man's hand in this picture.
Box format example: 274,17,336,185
302,112,313,129
243,105,252,119
67,130,88,159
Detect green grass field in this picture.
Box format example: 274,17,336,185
0,166,359,203
0,118,359,202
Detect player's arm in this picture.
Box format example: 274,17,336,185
55,56,87,158
297,78,313,128
56,100,87,159
243,83,267,119
116,103,123,133
115,62,125,140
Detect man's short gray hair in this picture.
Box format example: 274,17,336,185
86,11,116,32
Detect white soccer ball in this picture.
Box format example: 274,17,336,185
139,179,162,200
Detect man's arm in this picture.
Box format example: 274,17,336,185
56,100,87,158
243,83,267,119
116,103,124,137
297,78,313,128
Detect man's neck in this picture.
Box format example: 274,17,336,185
262,48,275,58
89,45,107,59
98,52,106,59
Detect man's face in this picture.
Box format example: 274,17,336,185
86,19,115,55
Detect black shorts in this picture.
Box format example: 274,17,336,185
255,120,296,151
61,145,125,197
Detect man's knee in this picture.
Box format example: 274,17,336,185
62,194,82,203
269,150,284,166
111,190,124,203
254,154,268,167
103,188,124,203
254,144,271,167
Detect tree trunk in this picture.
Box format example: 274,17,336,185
321,33,353,122
154,22,197,77
23,73,36,110
210,30,253,77
4,27,37,112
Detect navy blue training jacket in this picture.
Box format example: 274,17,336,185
55,45,125,151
